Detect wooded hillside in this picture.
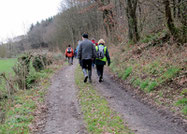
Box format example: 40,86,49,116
0,0,186,56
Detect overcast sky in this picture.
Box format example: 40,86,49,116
0,0,62,42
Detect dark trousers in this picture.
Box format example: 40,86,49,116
82,59,92,79
67,57,73,64
82,59,92,70
96,65,104,78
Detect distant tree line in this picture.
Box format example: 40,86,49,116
0,0,186,58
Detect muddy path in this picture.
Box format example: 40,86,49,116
38,62,87,134
38,60,186,134
92,68,186,134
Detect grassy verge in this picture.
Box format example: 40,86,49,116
75,66,133,134
0,67,55,134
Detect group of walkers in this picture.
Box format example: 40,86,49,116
65,33,110,83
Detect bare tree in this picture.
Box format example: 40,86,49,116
125,0,140,43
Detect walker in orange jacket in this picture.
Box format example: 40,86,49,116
65,46,74,58
65,45,74,65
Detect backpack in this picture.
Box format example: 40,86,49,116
96,45,105,59
67,47,72,53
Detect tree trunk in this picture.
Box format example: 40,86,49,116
177,0,181,18
103,9,115,36
172,0,176,18
164,0,177,36
95,0,115,37
125,0,139,43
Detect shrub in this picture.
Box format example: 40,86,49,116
13,54,32,89
12,54,52,89
26,71,48,88
53,53,63,61
32,56,45,72
0,77,7,99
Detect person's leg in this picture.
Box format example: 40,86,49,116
71,57,73,65
79,59,83,68
68,57,70,64
82,59,88,83
87,59,92,82
92,61,95,68
69,57,71,65
97,65,103,82
100,65,104,82
96,65,101,77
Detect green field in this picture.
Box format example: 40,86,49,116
0,58,17,74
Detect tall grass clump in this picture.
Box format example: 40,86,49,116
122,67,133,80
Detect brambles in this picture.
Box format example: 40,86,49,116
32,56,45,72
13,54,32,89
12,53,53,90
32,54,52,72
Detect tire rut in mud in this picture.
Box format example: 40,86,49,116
92,69,186,134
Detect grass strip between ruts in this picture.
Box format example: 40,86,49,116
75,66,133,134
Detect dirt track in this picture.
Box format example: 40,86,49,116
39,62,87,134
38,61,186,134
92,68,186,134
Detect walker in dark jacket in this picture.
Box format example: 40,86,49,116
78,34,96,83
95,39,110,82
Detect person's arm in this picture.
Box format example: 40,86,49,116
65,48,67,57
72,48,74,56
92,44,96,59
106,48,111,66
78,44,82,60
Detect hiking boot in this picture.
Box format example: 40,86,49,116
99,76,103,82
89,79,92,83
84,76,88,83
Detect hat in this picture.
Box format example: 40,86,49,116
98,39,105,44
82,33,88,38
